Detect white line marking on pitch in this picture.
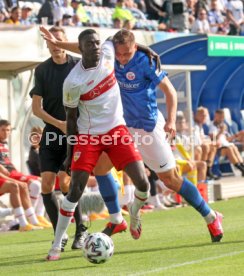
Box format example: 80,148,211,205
128,250,244,276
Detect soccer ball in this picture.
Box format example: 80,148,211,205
82,232,114,264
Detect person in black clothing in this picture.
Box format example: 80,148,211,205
30,26,87,251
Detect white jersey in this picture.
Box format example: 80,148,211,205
63,41,125,134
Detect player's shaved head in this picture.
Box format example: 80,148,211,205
78,29,97,43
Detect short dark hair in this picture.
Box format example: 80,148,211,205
78,29,97,43
215,109,224,115
0,119,11,127
113,29,135,46
11,6,19,13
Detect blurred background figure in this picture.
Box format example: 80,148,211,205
208,0,228,35
27,126,42,177
226,0,244,35
191,8,210,34
20,2,35,25
5,6,21,24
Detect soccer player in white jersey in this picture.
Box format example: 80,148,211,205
46,29,150,261
40,27,224,243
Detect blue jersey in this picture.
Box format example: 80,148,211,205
115,50,167,132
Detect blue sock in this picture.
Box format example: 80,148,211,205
179,178,210,217
96,173,120,214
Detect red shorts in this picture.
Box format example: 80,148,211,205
9,170,39,183
0,177,7,196
71,125,142,173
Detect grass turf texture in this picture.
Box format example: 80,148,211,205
1,197,244,276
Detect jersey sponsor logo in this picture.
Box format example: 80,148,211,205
80,70,116,101
126,72,135,80
73,151,81,162
117,80,140,90
87,80,94,86
89,88,101,98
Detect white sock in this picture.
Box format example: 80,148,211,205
14,207,28,227
52,197,77,249
119,185,131,206
25,207,39,225
110,212,123,224
129,185,135,204
28,180,41,208
130,189,149,216
35,195,45,217
204,209,216,224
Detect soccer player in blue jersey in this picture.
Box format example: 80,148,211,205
40,27,223,242
95,29,223,242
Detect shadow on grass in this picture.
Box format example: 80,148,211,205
1,240,244,268
0,254,99,271
44,265,97,272
116,239,244,255
0,239,51,246
0,254,83,267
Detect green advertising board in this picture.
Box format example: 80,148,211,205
208,35,244,57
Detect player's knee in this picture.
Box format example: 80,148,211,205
59,181,70,193
41,181,54,193
18,182,28,193
195,146,203,155
9,182,19,194
41,175,55,193
200,161,207,170
158,168,182,190
133,172,149,192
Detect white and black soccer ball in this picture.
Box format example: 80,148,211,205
82,232,114,264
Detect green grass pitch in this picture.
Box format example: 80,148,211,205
1,197,244,276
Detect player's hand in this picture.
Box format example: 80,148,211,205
164,121,176,143
39,26,57,45
136,44,161,71
149,50,161,72
57,120,67,134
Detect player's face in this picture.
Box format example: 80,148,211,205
0,125,11,141
79,34,101,62
115,42,137,65
47,31,67,58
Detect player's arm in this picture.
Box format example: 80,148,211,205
158,76,177,137
39,26,80,54
32,95,66,134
